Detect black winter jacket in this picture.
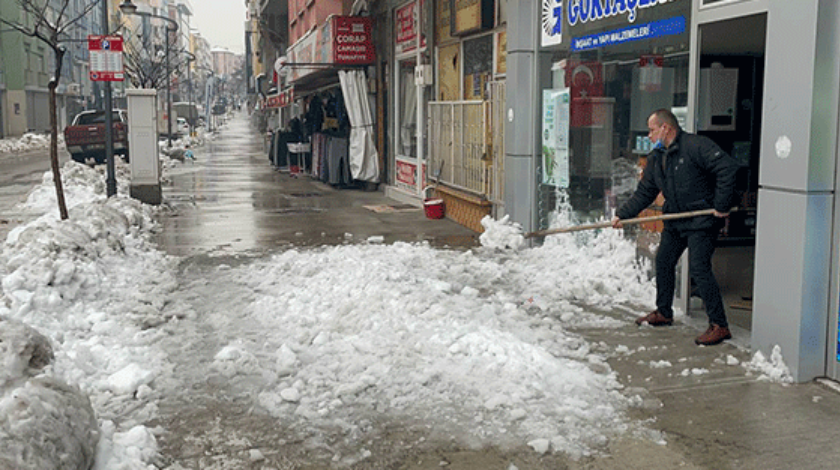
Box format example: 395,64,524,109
616,129,739,231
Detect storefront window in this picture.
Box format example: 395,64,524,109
538,0,691,226
398,59,417,158
463,34,493,100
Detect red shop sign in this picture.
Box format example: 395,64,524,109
331,16,375,65
263,87,295,109
395,0,425,54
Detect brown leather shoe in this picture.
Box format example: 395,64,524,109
635,310,673,326
695,324,732,346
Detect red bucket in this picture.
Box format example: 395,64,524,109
424,198,445,219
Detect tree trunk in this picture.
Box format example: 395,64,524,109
50,49,69,220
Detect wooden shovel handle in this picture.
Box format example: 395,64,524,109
524,208,735,239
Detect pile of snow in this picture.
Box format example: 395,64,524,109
0,161,663,465
0,133,60,155
0,317,54,388
511,224,655,311
158,133,203,161
18,160,131,217
199,226,658,460
1,162,176,469
8,152,799,466
745,345,794,383
0,317,99,470
479,215,525,250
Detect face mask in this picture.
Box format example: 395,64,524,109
652,139,665,150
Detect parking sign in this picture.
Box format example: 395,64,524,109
89,35,124,82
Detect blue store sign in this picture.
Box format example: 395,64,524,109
541,0,680,47
568,0,676,26
571,15,686,51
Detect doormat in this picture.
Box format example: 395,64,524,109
363,204,420,213
730,299,753,310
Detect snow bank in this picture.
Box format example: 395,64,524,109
203,233,656,459
512,223,655,311
0,317,99,470
0,317,54,389
745,345,794,383
1,162,178,469
479,215,525,250
0,158,660,463
16,160,131,217
0,132,59,155
1,377,99,470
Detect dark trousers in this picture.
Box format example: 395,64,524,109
655,228,728,327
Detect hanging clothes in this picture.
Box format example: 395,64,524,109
327,135,351,186
269,117,305,169
303,96,324,137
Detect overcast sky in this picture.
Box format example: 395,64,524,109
190,0,246,54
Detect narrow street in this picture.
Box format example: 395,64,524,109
4,0,840,468
4,114,840,470
154,114,478,256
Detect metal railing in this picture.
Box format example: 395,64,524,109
488,81,506,213
426,81,506,211
428,100,488,196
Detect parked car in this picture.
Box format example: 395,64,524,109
63,109,129,164
177,117,189,137
172,102,199,126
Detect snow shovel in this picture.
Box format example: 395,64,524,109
524,208,735,239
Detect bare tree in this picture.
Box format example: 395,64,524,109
0,0,98,220
121,22,191,91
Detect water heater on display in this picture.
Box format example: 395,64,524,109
698,65,738,131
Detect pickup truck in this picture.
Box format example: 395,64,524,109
64,109,129,164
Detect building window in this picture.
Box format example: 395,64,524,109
398,59,417,158
538,1,691,225
462,34,492,100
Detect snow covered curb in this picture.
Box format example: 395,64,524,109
0,133,60,156
1,162,177,469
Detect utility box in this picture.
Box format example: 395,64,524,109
127,89,161,205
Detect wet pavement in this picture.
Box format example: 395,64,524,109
148,113,840,470
155,117,478,257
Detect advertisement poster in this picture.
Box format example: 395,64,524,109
542,89,570,187
395,158,426,191
396,0,426,55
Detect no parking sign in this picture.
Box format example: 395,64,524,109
88,35,124,82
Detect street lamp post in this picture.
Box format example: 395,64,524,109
182,46,196,137
194,64,214,132
119,0,178,148
101,0,116,197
